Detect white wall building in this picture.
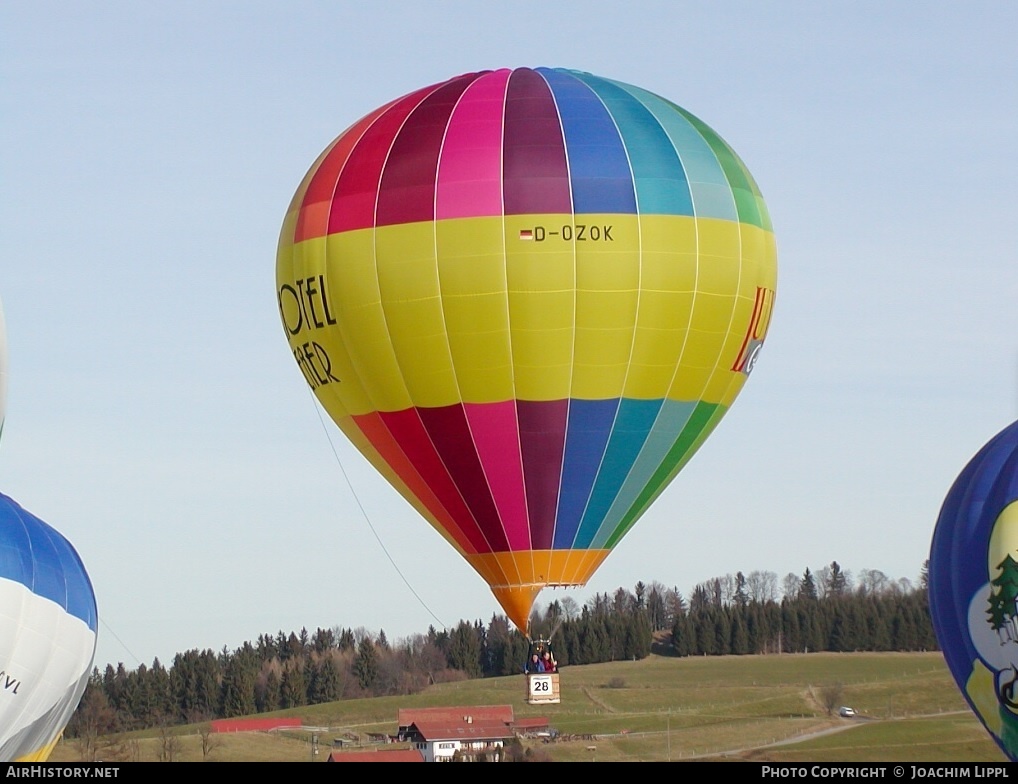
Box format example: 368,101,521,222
407,716,514,762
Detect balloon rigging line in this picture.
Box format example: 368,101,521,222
100,615,142,668
309,391,448,631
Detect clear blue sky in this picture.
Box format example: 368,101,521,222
1,2,1015,670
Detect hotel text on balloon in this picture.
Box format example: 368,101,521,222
278,275,340,389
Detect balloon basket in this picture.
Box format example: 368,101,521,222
525,672,560,705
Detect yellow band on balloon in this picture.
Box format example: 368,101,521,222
277,214,776,415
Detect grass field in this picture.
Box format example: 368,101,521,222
48,651,1008,763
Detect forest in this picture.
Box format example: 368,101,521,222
69,561,934,737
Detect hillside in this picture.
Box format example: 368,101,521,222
49,651,1006,763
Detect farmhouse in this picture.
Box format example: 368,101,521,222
396,705,552,762
396,704,514,740
404,715,515,762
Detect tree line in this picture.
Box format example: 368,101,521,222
68,562,933,738
671,563,935,656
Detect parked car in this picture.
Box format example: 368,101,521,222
839,706,856,717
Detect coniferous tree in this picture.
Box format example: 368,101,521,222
671,611,695,657
689,583,711,614
127,663,151,728
257,667,281,713
312,627,336,653
624,610,652,659
280,662,307,708
713,610,731,655
427,625,450,658
337,627,356,651
828,608,849,652
606,613,627,660
634,581,647,610
110,663,134,722
353,637,379,691
910,591,938,650
576,612,609,663
866,597,893,651
800,568,818,601
255,633,277,660
170,649,220,721
275,631,290,661
284,632,303,661
730,610,750,655
312,654,343,703
695,609,715,655
891,603,919,650
829,561,848,597
646,583,668,631
219,655,256,718
195,649,222,717
302,656,317,704
146,658,173,726
781,601,800,653
485,615,529,676
447,620,483,677
734,572,750,609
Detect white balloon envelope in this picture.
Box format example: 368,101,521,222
0,493,98,761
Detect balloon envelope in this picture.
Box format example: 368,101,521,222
276,68,777,631
0,493,98,761
930,419,1018,760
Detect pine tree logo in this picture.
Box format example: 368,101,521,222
988,553,1018,709
988,554,1018,645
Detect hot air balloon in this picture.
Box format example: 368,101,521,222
276,67,777,635
0,493,98,761
930,419,1018,760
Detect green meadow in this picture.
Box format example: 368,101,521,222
50,652,1008,762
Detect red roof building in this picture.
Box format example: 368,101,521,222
512,716,551,734
396,704,514,733
406,716,515,763
327,749,424,763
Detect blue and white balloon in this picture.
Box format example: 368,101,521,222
0,493,98,761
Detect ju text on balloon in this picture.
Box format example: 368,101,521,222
519,224,614,242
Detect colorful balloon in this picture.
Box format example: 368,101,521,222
929,419,1018,760
276,68,777,631
0,493,98,761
